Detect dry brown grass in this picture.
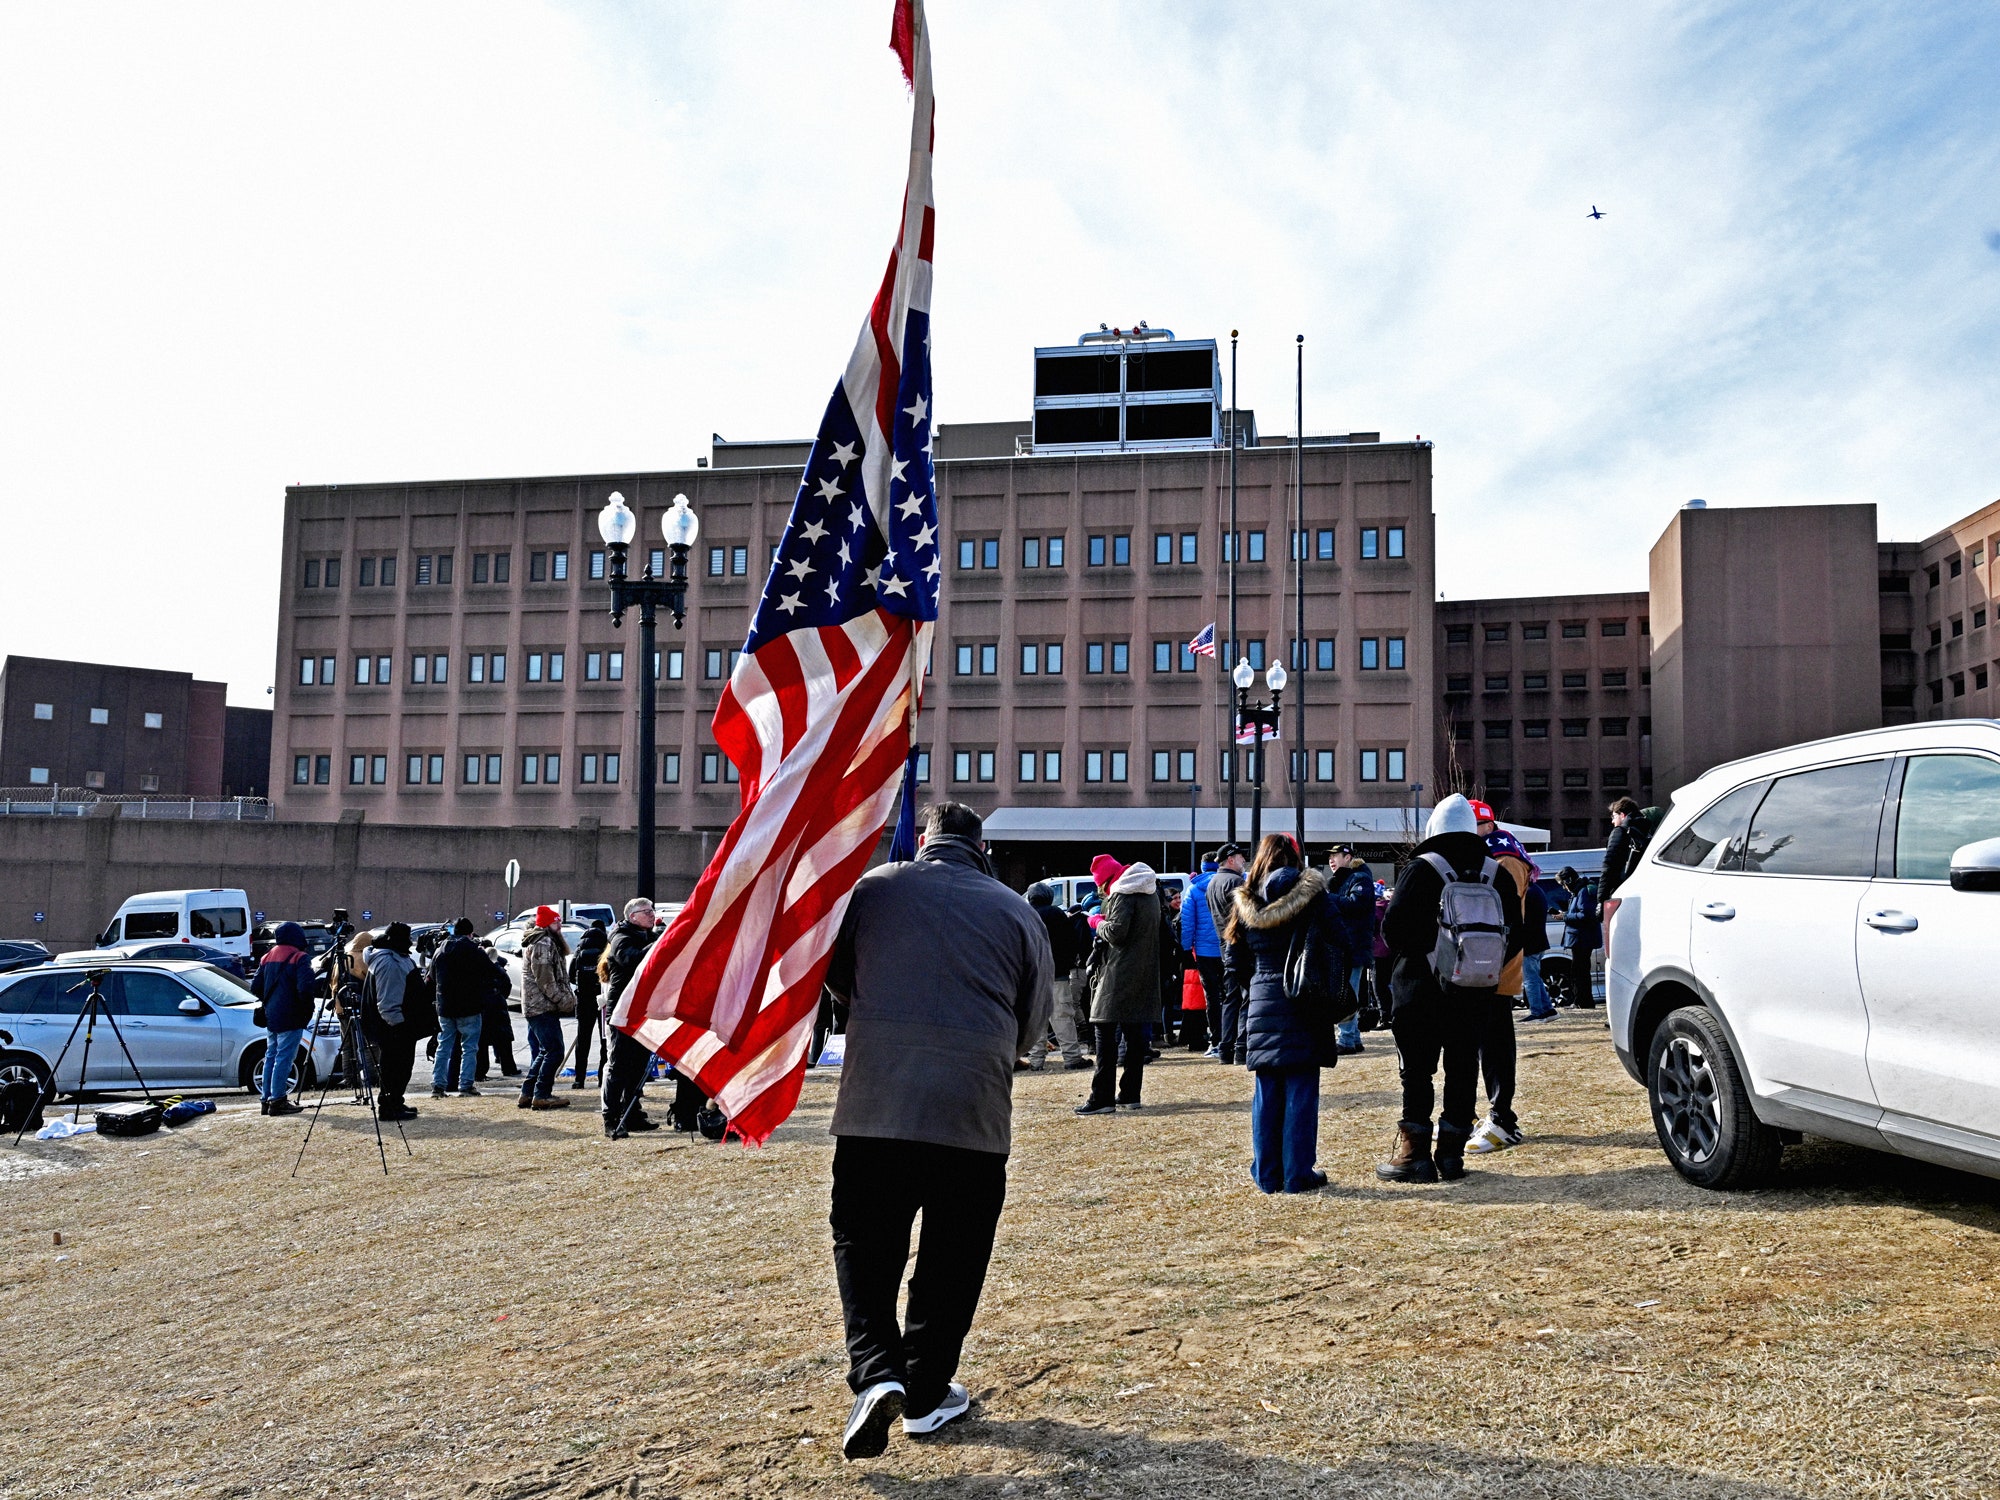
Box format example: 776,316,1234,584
4,1013,1999,1500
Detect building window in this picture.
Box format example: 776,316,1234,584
304,559,321,588
292,756,310,785
1315,749,1335,782
1043,750,1062,782
662,752,680,784
977,751,995,782
915,750,931,783
1316,528,1335,560
1484,721,1510,739
1524,672,1547,690
1484,625,1508,643
1152,750,1171,782
1524,720,1550,739
728,546,746,577
87,706,109,726
1603,669,1627,687
299,658,316,687
609,651,624,680
406,754,423,785
522,754,540,785
1088,535,1106,567
1022,537,1041,569
412,655,429,685
548,652,564,682
1246,640,1265,670
586,652,602,682
1561,621,1587,638
1047,536,1065,568
1087,643,1105,674
1524,770,1549,790
1153,640,1172,673
530,551,549,582
529,654,545,683
1446,625,1471,645
1447,674,1472,692
980,644,997,675
1976,609,1988,630
1484,674,1508,691
1244,531,1264,563
1360,749,1380,782
359,557,376,587
707,546,725,577
588,550,605,581
552,550,569,581
1563,770,1590,789
1602,717,1629,737
1181,533,1197,564
1021,750,1039,782
463,754,481,785
583,754,600,783
1563,671,1588,689
1604,768,1630,788
472,553,489,584
381,556,398,586
1522,622,1547,641
470,654,486,684
1951,556,1964,578
953,750,972,782
1179,640,1198,672
1563,718,1590,737
957,539,976,571
1360,638,1380,670
1386,637,1405,670
956,644,974,675
494,552,511,583
1978,666,1991,691
982,539,999,569
348,754,366,785
1177,749,1196,781
1154,532,1173,565
1386,526,1405,559
321,557,341,589
1601,620,1627,637
1114,534,1132,566
1361,528,1379,560
1952,616,1965,638
1022,643,1040,675
1086,750,1104,782
1387,749,1406,781
355,657,372,687
663,649,681,680
415,555,433,586
1309,638,1332,673
1111,642,1129,673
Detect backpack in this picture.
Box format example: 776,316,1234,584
1419,852,1508,989
1283,901,1358,1068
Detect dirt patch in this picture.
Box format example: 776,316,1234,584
4,1016,1998,1499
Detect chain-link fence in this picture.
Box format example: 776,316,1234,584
0,788,273,820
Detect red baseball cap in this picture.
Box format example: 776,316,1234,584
1468,799,1496,826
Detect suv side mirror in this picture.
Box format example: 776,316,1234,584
1949,837,2000,892
178,997,207,1014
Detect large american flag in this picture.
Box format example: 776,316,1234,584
614,0,937,1145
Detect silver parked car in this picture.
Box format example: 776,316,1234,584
0,960,341,1099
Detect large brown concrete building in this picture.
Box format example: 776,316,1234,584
1435,592,1651,844
0,656,228,797
271,383,1438,879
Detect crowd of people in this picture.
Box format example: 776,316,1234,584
246,898,721,1137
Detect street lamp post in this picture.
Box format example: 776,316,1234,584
598,491,699,902
1234,660,1287,854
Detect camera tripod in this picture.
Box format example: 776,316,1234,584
10,968,157,1147
291,979,409,1177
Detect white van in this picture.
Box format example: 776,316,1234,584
93,889,254,959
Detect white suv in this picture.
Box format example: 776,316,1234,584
1607,721,2000,1188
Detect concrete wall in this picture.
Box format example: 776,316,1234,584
0,811,721,952
1649,504,1882,796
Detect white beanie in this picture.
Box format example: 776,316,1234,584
1426,793,1479,839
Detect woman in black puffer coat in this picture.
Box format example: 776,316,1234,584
1223,834,1337,1193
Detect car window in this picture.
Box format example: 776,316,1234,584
181,967,256,1008
0,971,90,1015
1893,753,2000,880
1656,781,1767,871
190,906,248,939
1737,760,1891,877
123,911,181,940
119,970,198,1016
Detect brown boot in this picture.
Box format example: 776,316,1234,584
1375,1122,1438,1183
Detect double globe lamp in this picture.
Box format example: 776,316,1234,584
1233,657,1288,853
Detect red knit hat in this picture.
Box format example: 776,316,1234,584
1090,853,1124,887
535,905,560,928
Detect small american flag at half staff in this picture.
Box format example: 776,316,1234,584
614,0,938,1146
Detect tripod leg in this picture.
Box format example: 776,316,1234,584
11,1002,91,1147
292,993,343,1178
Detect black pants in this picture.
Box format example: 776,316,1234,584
830,1134,1007,1417
1193,955,1225,1050
1473,993,1518,1131
573,990,602,1087
602,1027,653,1129
1389,994,1479,1143
1217,973,1247,1064
372,1032,417,1114
478,1004,519,1076
1088,1022,1149,1106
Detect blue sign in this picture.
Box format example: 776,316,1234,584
493,909,506,921
32,911,45,924
361,910,373,922
254,910,266,922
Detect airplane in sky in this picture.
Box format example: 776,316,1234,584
1587,205,1606,219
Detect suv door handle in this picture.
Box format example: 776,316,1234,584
1865,910,1919,933
1698,902,1736,921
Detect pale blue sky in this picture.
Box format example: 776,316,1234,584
2,2,1996,701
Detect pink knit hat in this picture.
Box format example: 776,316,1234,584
1090,853,1124,887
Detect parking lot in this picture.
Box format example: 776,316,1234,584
5,1013,1998,1499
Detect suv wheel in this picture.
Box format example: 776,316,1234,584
1647,1006,1783,1189
1541,957,1574,1007
1,1052,52,1096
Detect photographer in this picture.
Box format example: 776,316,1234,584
570,919,610,1091
430,918,493,1098
361,923,429,1122
476,941,521,1080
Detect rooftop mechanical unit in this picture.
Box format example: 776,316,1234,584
1031,325,1221,454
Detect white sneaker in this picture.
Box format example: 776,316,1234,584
1466,1116,1524,1154
903,1381,971,1435
842,1380,905,1460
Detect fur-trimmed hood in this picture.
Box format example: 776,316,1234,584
1230,866,1327,931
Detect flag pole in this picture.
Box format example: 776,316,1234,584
1293,333,1306,847
1226,330,1239,849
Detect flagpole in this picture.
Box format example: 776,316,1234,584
1293,333,1306,847
1226,330,1239,849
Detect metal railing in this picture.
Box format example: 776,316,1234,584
0,788,274,821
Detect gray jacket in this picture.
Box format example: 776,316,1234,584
826,835,1054,1156
364,947,415,1027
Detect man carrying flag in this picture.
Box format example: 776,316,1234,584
608,0,1050,1461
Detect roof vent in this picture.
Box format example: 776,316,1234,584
1682,498,1708,510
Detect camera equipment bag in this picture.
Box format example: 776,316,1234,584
1419,852,1507,989
95,1101,164,1137
1,1078,45,1133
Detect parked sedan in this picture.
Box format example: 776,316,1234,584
0,961,340,1099
0,939,53,976
55,941,250,981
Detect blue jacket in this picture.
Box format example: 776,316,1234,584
1179,864,1222,958
252,921,321,1032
